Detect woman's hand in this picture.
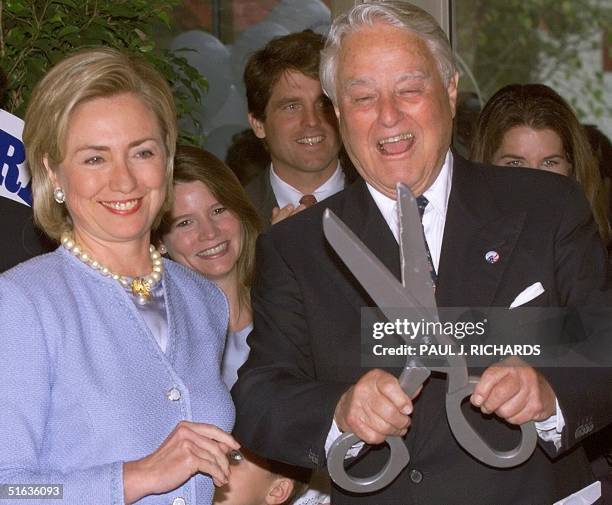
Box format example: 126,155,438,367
271,204,307,225
123,421,240,504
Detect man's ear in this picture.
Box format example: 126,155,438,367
248,113,267,140
43,154,60,188
265,477,294,505
447,71,459,119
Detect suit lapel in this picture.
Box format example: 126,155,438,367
320,180,401,310
437,156,526,308
261,168,279,218
247,168,278,228
351,183,401,280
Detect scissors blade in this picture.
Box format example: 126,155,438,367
397,183,437,309
323,208,429,323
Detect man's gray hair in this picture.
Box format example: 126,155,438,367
320,0,457,105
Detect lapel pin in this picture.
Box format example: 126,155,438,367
485,250,500,264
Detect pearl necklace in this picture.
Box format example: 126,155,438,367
61,232,164,304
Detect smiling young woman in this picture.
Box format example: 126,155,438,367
156,145,261,388
470,83,610,245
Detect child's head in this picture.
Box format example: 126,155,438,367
214,448,310,505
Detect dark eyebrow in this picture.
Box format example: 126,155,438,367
75,145,109,153
497,154,526,160
170,213,192,226
272,97,302,108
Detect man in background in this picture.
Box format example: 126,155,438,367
244,30,355,227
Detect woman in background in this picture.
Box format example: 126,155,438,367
470,83,610,245
157,145,261,388
158,146,332,505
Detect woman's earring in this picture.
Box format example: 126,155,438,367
53,187,65,204
158,243,168,255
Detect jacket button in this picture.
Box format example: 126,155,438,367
167,387,181,401
172,497,186,505
409,469,423,484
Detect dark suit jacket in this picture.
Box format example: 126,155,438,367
0,198,54,272
233,155,612,505
245,167,278,229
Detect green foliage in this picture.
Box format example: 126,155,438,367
455,0,612,120
0,0,206,142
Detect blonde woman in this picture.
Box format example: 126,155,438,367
0,48,238,504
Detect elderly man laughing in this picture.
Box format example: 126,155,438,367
233,2,612,504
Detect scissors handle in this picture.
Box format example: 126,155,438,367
445,376,538,468
327,367,430,493
327,433,410,493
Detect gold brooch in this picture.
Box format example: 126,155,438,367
131,278,152,301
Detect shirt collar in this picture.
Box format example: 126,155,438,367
366,150,453,230
422,150,453,221
269,162,345,209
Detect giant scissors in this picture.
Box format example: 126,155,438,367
324,184,538,493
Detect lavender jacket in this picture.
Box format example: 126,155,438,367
0,247,234,504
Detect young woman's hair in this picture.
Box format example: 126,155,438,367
470,83,610,244
157,145,261,295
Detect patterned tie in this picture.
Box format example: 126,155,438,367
299,194,317,208
416,195,437,285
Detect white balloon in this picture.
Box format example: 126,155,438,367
311,22,331,37
203,124,248,161
170,30,232,118
266,0,331,33
230,21,290,84
201,84,249,133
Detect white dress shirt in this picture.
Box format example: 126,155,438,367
367,151,452,272
325,150,563,458
270,162,345,209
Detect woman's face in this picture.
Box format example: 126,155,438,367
491,126,571,176
46,92,167,248
162,180,242,283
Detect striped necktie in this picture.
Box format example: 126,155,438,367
416,195,437,285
